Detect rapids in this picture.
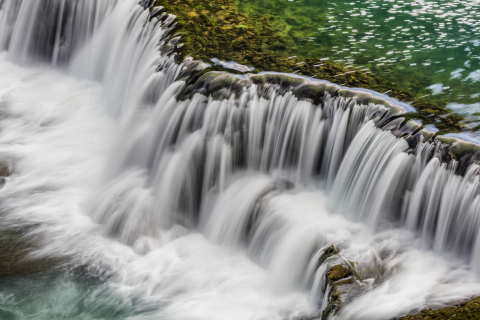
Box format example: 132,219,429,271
0,0,479,319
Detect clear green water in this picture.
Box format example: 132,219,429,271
0,273,137,320
237,0,480,112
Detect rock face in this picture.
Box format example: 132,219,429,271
397,297,480,320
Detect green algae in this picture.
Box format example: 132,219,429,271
397,296,480,320
151,0,470,134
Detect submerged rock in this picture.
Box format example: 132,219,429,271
0,229,64,275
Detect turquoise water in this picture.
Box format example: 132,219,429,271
0,273,134,320
238,0,480,114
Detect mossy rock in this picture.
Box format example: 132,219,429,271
321,262,358,320
433,136,480,175
315,246,366,320
326,265,352,283
397,296,480,320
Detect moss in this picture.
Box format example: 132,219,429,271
398,296,480,320
327,265,352,283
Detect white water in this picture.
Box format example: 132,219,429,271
0,0,480,319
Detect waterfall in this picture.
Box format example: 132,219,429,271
0,0,480,319
0,0,118,65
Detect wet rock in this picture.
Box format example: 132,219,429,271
150,6,163,18
313,246,369,320
176,68,480,172
396,296,480,320
321,263,356,320
0,162,12,188
0,162,11,177
179,70,406,117
0,229,65,275
327,265,352,283
143,0,154,9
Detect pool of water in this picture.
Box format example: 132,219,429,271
237,0,480,112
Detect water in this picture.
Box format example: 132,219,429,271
236,0,480,112
0,0,480,319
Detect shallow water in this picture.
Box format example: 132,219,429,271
237,0,480,110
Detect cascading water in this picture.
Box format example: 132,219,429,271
0,0,480,319
0,0,119,65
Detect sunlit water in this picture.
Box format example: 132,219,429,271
237,0,480,115
0,1,480,320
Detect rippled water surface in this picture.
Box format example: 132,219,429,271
237,0,480,113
